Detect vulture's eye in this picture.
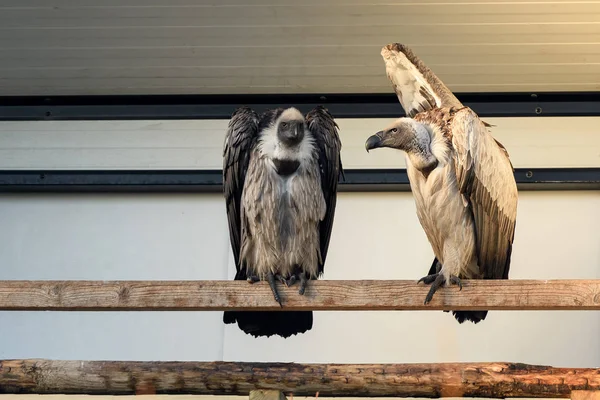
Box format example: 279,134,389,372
391,128,398,133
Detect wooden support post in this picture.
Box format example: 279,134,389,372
572,391,600,400
250,390,287,400
2,359,600,397
0,279,599,311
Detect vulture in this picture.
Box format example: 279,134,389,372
222,105,343,338
365,43,518,324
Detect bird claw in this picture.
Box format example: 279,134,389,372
246,271,308,304
298,274,309,295
423,274,445,304
450,275,463,291
286,275,298,287
266,272,283,307
417,274,438,285
418,272,462,304
276,274,288,285
276,274,299,287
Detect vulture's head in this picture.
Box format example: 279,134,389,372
365,118,422,153
276,107,306,147
365,118,438,173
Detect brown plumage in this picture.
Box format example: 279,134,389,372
366,43,518,324
382,43,494,128
414,106,517,282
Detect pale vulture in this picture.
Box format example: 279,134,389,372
222,106,343,338
365,43,518,324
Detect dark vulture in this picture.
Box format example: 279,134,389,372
365,43,518,324
222,105,343,338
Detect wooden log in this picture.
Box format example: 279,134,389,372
0,279,599,311
1,360,600,397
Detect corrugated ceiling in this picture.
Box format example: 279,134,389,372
1,0,599,96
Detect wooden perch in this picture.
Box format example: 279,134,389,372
0,279,599,311
1,359,600,397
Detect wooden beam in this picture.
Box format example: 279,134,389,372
1,360,599,397
0,279,599,311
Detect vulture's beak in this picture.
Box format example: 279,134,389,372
365,131,384,152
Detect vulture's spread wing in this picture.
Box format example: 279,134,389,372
451,107,518,280
306,106,343,274
223,106,260,271
381,43,463,118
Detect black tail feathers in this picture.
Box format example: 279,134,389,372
226,269,313,338
451,310,488,324
223,310,313,338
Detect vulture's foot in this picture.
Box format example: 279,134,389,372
275,274,298,287
285,275,298,287
423,274,445,304
266,272,283,307
449,275,463,290
246,275,260,283
419,273,462,304
298,274,309,295
417,274,438,285
276,274,288,285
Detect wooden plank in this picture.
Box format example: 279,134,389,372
1,359,599,397
0,279,599,311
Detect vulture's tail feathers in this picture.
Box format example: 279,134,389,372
428,258,489,324
223,310,313,338
451,310,488,324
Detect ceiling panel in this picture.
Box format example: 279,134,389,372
0,0,599,96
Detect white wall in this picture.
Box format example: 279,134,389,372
0,117,598,368
0,116,599,170
0,191,598,367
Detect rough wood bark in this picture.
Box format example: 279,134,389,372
1,360,600,397
0,279,599,311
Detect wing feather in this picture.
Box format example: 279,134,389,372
381,43,462,118
222,106,260,273
451,107,518,280
305,106,343,274
381,43,494,128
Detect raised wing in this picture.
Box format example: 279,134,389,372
305,106,343,274
381,43,463,118
223,106,260,271
451,107,518,280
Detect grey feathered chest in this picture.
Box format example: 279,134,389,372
240,142,326,280
223,105,342,311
